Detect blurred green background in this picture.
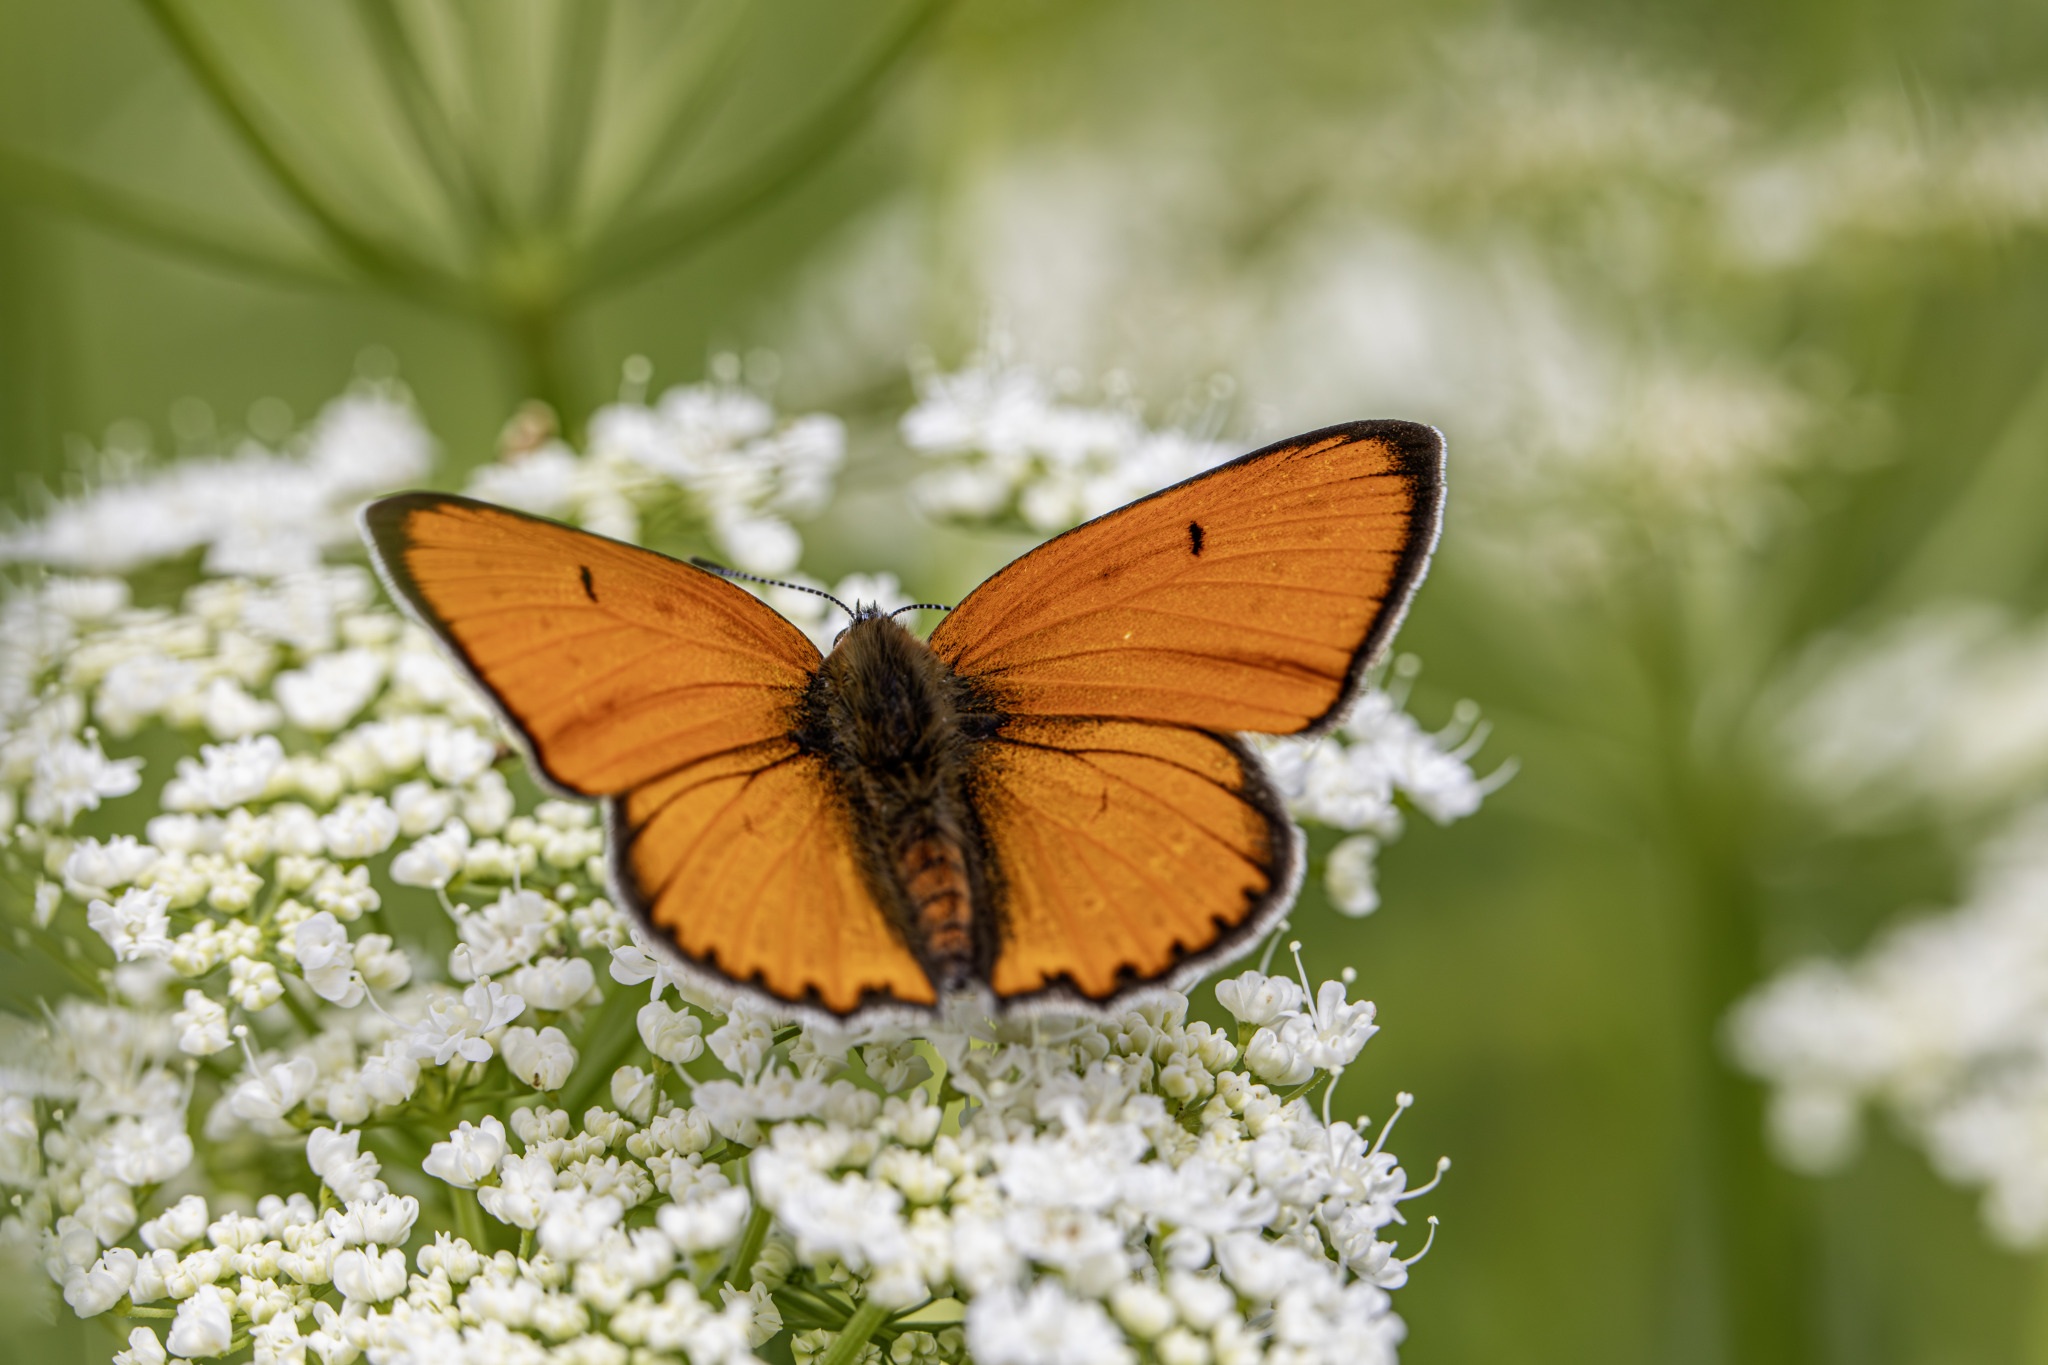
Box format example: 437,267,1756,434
9,1,2048,1362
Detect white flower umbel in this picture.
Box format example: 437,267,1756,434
0,387,431,576
0,378,1483,1365
1730,803,2048,1246
902,355,1236,533
463,356,844,575
1257,659,1513,916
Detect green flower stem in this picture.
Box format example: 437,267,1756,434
728,1197,772,1291
278,981,323,1036
820,1300,890,1365
560,984,643,1113
773,1283,853,1326
0,142,346,291
577,0,957,295
454,1186,490,1254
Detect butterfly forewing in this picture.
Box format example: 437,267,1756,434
364,494,821,795
930,420,1443,737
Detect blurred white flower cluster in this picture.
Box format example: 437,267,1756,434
0,388,432,579
901,355,1235,533
0,381,1478,1364
1728,806,2048,1247
1773,604,2048,826
465,359,844,576
1734,602,2048,1247
1257,663,1511,918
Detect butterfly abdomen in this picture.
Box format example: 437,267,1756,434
799,611,1001,991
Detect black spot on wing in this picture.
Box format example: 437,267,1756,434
579,565,596,602
1188,521,1205,556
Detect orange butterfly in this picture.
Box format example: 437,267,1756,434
361,420,1442,1020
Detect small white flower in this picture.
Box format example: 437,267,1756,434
329,1192,418,1246
28,733,143,826
391,817,470,887
197,676,283,739
1215,970,1305,1027
310,863,380,919
638,1000,706,1064
223,954,283,1011
357,1041,421,1107
274,649,386,732
1109,1281,1177,1339
163,735,283,811
292,911,363,1006
167,1283,236,1356
1244,1017,1317,1087
112,1326,166,1365
537,1189,625,1261
62,835,160,891
1326,833,1382,916
611,1065,657,1124
967,1280,1135,1365
656,1186,752,1253
707,1005,776,1080
389,779,458,836
352,932,413,992
319,793,400,859
96,1112,194,1186
423,1116,509,1189
332,1246,409,1302
426,725,497,785
174,989,232,1055
500,1024,577,1090
63,1247,138,1316
406,979,526,1066
230,1056,319,1124
86,886,173,962
138,1195,210,1252
509,955,596,1011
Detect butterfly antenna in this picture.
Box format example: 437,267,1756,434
887,602,954,620
690,557,854,621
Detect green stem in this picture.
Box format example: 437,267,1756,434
559,984,642,1113
727,1195,771,1291
1625,565,1816,1365
132,0,473,309
820,1300,889,1365
0,143,347,290
278,981,323,1036
578,0,956,295
453,1187,489,1254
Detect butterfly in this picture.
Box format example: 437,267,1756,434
361,419,1443,1021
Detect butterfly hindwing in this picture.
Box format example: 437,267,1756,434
930,420,1444,737
615,739,937,1011
362,493,935,1011
969,717,1297,1004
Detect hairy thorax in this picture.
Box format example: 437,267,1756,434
794,612,1002,989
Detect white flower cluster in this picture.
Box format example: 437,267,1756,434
1728,805,2048,1247
1772,603,2048,826
0,389,431,578
900,357,1236,533
465,360,844,576
0,378,1475,1363
1256,661,1511,917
